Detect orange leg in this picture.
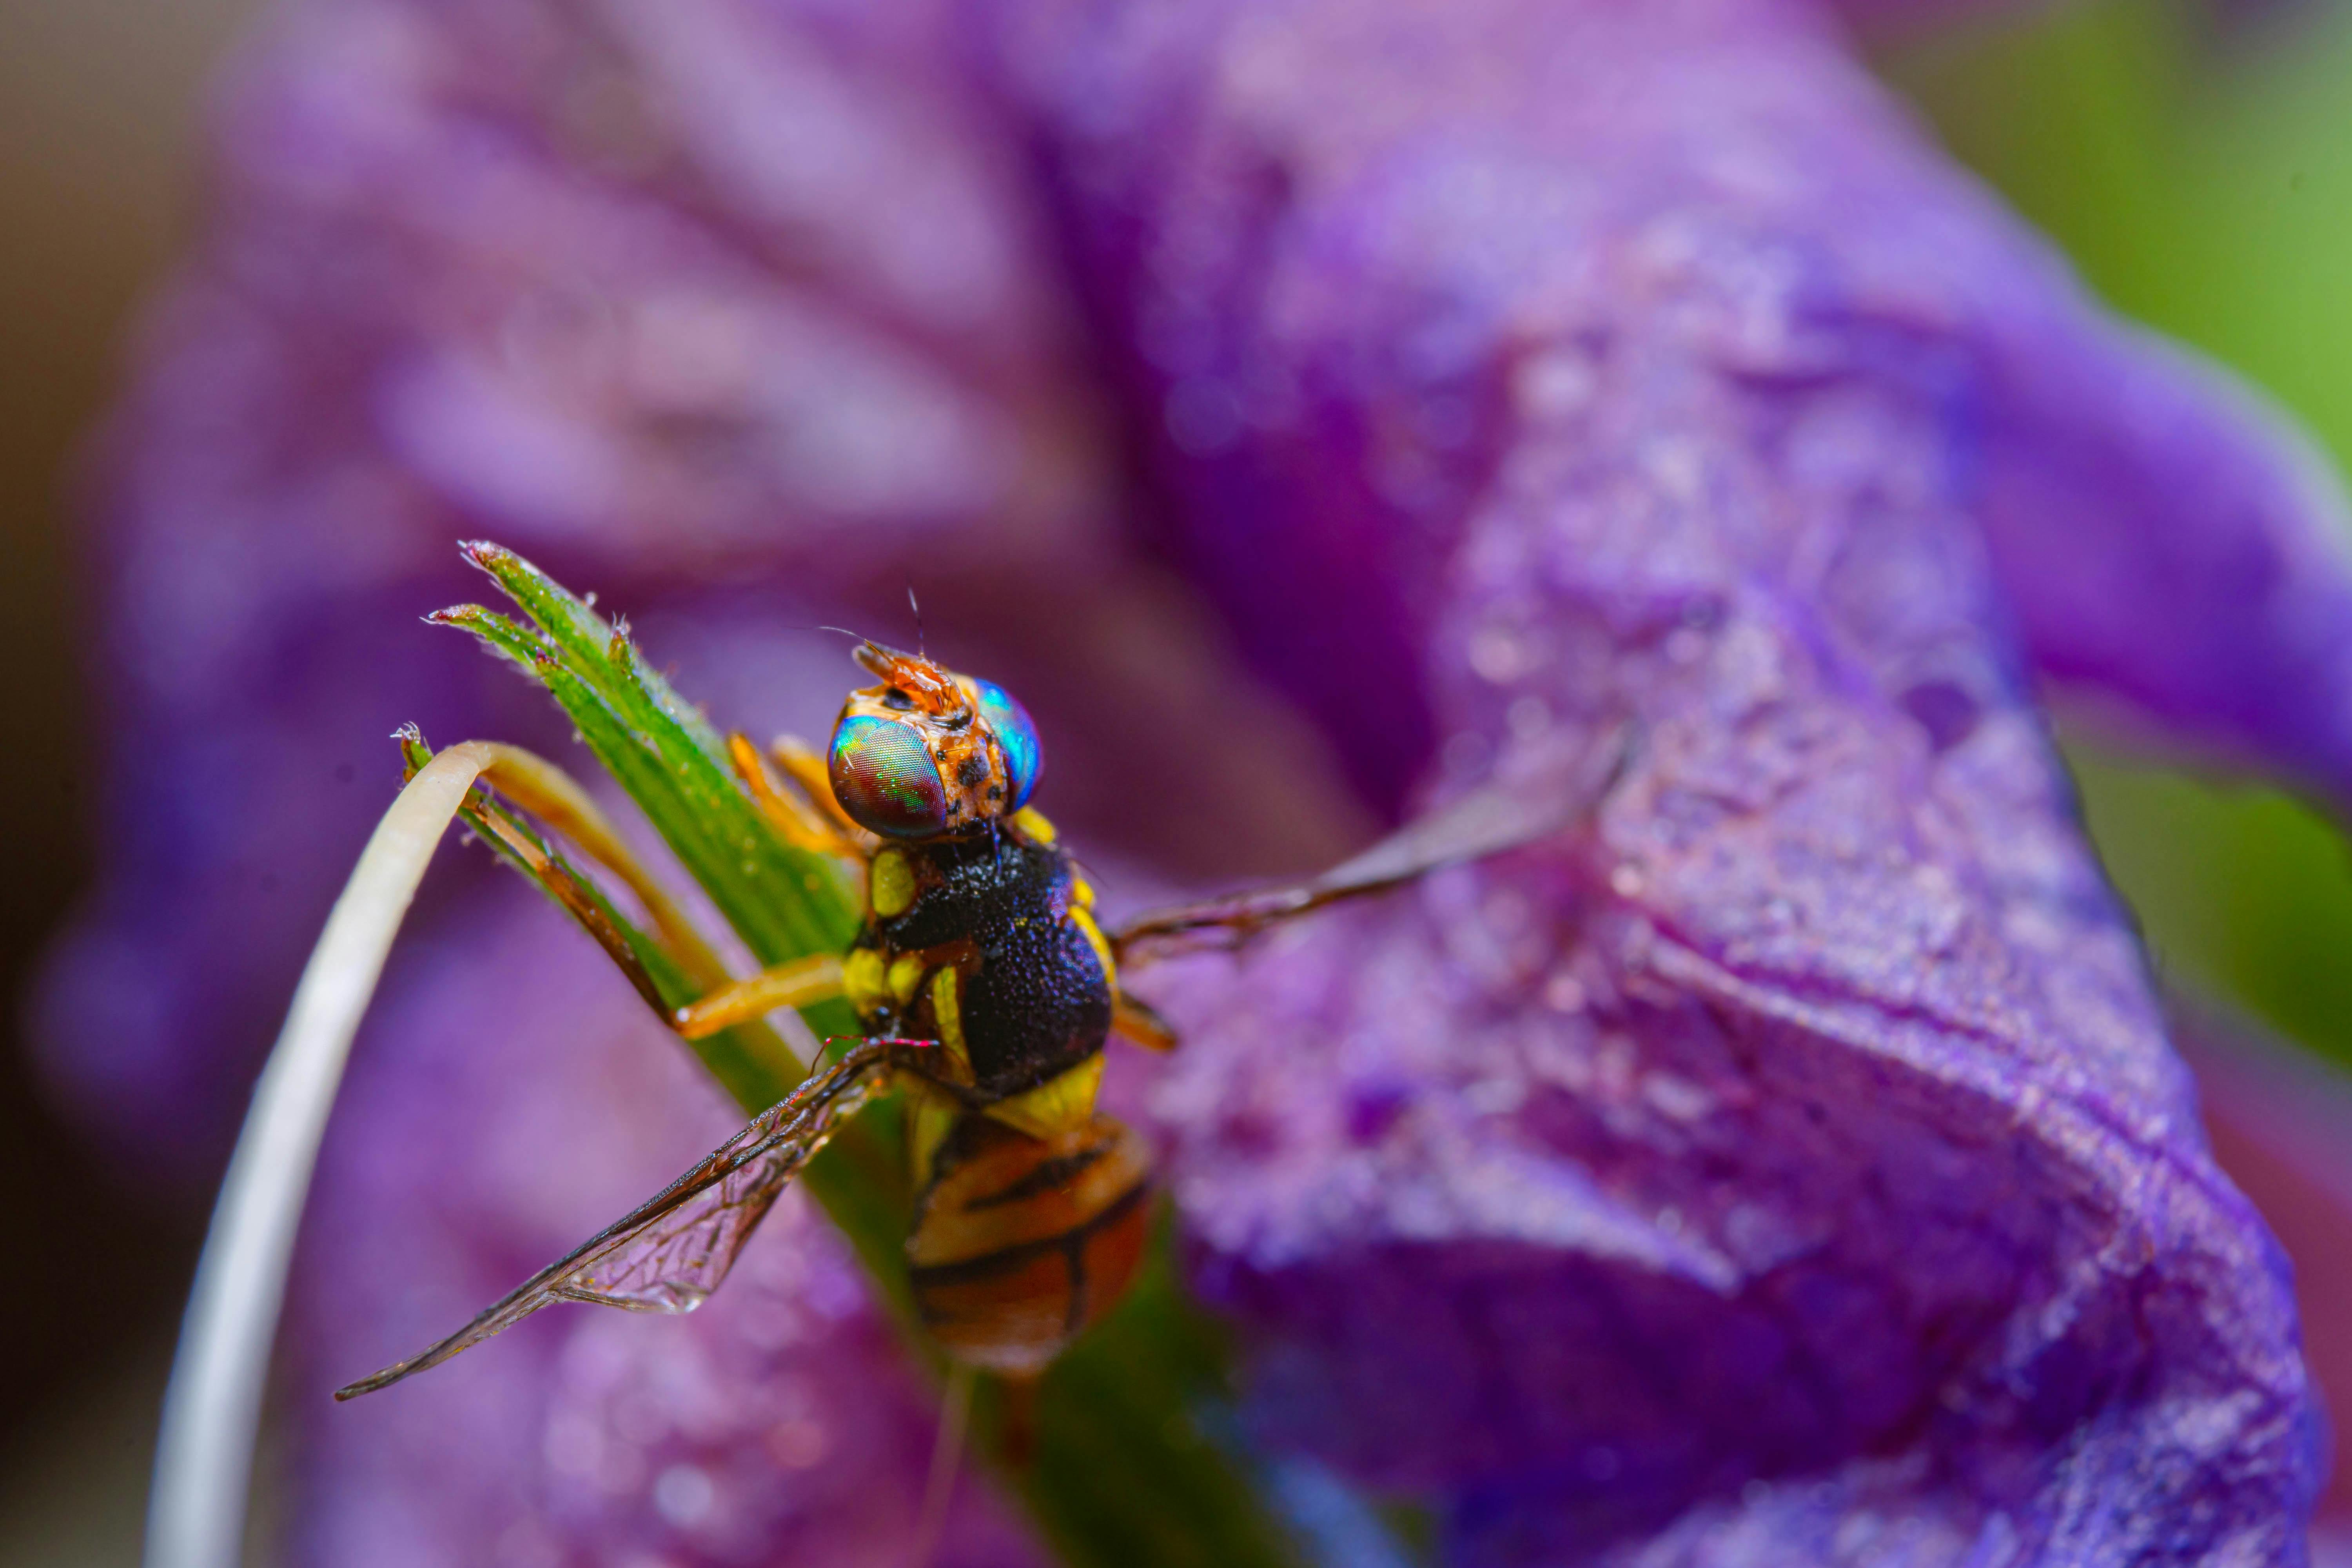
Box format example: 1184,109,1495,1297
674,953,845,1039
1112,994,1178,1052
768,734,875,849
728,733,865,859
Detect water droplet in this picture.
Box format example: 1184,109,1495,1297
1505,694,1552,740
1512,348,1596,421
653,1463,716,1528
1467,622,1532,683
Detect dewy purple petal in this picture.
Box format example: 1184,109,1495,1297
993,0,2323,1559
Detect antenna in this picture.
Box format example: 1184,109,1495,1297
906,585,926,658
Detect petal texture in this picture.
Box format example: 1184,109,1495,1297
988,0,2325,1558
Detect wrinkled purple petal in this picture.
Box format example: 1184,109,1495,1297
989,0,2322,1558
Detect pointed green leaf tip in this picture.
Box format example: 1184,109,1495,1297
439,546,860,964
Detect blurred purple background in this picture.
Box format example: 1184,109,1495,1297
10,1,2352,1563
0,2,260,1559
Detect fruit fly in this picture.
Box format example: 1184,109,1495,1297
336,639,1610,1399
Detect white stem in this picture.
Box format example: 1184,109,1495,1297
145,744,495,1568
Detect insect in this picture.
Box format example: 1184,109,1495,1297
336,638,1614,1399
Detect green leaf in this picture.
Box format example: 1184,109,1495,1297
430,543,1335,1568
441,541,859,964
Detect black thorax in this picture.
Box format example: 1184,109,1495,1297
857,831,1111,1097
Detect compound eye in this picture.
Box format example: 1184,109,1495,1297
972,680,1042,809
828,715,948,838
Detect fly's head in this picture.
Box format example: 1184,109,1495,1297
826,641,1041,840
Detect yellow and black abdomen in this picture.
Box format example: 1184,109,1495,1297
845,817,1112,1101
842,811,1151,1372
906,1114,1151,1374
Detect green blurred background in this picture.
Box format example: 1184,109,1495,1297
1889,0,2352,1074
2,0,2349,1555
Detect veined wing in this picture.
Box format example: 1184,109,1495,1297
1113,727,1630,965
336,1041,901,1400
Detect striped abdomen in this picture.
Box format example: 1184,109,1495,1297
906,1114,1151,1374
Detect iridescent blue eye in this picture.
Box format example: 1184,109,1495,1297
972,679,1041,809
828,715,948,838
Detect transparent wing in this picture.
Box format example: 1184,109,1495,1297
550,1141,794,1314
1114,726,1631,965
336,1041,900,1400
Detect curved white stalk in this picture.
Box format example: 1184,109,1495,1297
145,744,497,1568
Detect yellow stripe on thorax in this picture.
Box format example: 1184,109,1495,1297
1069,905,1117,996
931,967,972,1079
887,951,926,1005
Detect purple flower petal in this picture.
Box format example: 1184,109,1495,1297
990,0,2323,1556
1974,321,2352,799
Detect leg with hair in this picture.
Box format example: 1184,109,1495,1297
768,734,873,846
729,732,866,858
1112,994,1178,1052
674,952,847,1039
